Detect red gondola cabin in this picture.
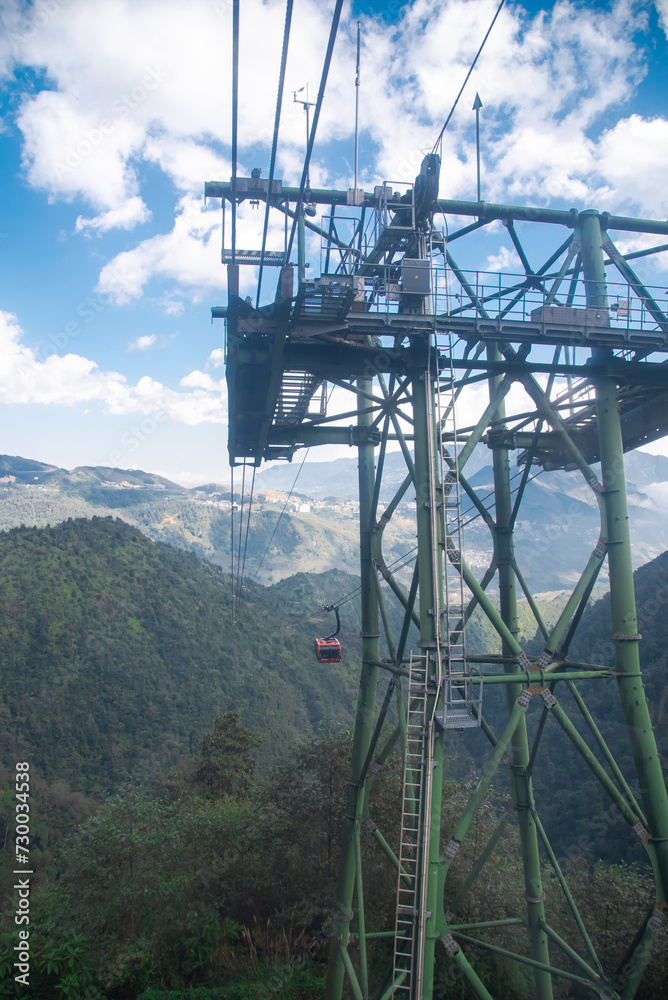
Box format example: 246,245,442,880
314,637,342,663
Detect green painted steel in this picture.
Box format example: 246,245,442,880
585,210,668,994
410,370,446,998
325,377,380,1000
218,168,668,998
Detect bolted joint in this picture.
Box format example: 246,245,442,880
587,475,605,496
540,689,557,710
536,649,551,671
441,934,460,956
376,560,391,581
516,688,533,710
444,838,460,861
593,538,608,559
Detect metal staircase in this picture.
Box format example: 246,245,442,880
437,336,482,729
393,652,434,998
274,372,324,425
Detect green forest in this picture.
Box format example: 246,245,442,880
0,518,666,998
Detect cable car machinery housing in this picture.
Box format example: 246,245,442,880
209,4,668,999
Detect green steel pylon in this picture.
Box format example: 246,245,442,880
213,162,668,998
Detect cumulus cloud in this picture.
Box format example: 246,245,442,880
96,196,226,305
75,197,151,234
207,347,225,368
485,245,520,273
0,309,225,424
2,0,666,295
128,334,157,351
180,370,223,391
656,0,668,37
144,134,230,192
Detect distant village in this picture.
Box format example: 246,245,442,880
190,488,418,519
0,473,420,520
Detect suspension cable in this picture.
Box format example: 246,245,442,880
256,0,293,307
284,0,345,266
284,543,420,628
233,462,247,622
230,466,235,586
253,447,310,580
254,383,334,581
235,466,257,622
431,0,506,155
230,0,240,262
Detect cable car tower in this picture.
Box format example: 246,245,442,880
209,3,668,997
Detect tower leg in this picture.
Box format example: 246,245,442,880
488,346,553,1000
325,376,380,1000
412,369,447,999
595,375,668,897
578,210,668,904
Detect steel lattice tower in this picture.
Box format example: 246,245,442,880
208,155,668,997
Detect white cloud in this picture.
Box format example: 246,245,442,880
18,88,146,210
207,347,225,368
75,197,151,234
0,309,226,424
96,196,226,305
144,134,230,191
128,334,157,351
485,245,520,273
96,192,291,306
180,370,223,391
2,0,666,293
594,115,668,218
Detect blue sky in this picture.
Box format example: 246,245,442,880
0,0,667,486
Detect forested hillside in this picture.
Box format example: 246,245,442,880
0,518,667,998
0,517,361,791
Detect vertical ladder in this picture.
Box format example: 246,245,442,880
393,652,435,997
437,336,482,728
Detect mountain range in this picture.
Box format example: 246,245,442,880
2,448,668,591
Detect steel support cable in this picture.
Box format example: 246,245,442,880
256,0,293,308
284,0,345,266
331,547,419,614
457,466,543,529
230,466,235,586
230,0,239,262
252,384,334,581
252,447,309,580
283,544,420,630
235,466,257,620
233,462,247,622
431,0,506,154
